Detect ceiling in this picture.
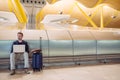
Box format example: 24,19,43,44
0,0,120,29
47,0,120,11
77,0,120,11
37,0,120,28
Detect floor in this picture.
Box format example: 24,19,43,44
0,64,120,80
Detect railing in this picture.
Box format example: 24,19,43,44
0,53,120,69
0,40,120,69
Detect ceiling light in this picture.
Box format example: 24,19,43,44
59,11,63,14
71,19,79,23
111,16,117,19
88,13,92,17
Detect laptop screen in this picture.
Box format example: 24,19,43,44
13,45,25,53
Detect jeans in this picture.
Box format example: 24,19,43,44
10,52,29,70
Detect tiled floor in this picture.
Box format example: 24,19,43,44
0,64,120,80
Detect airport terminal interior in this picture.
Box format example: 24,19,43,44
0,0,120,80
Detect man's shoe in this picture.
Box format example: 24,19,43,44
24,69,30,74
10,70,16,75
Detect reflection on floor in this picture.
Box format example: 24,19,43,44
0,64,120,80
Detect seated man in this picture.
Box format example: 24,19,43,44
10,32,30,75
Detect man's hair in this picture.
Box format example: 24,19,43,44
17,32,23,36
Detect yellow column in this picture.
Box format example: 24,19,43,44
100,5,104,29
51,0,57,4
46,0,57,4
36,8,44,23
8,0,28,24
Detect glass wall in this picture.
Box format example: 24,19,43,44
97,40,120,54
49,40,73,56
0,40,120,59
74,40,96,55
0,40,13,58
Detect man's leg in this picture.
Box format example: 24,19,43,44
10,53,16,75
23,52,30,74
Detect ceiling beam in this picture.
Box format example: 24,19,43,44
75,2,98,28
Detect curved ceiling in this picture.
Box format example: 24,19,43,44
0,0,120,29
77,0,120,11
46,0,120,11
36,0,120,28
104,0,120,11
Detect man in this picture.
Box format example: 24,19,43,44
10,32,30,75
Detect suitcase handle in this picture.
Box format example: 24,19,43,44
40,37,42,51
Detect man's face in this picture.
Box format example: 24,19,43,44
17,34,23,40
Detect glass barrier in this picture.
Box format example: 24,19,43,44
0,40,13,58
0,40,120,58
49,40,73,56
27,40,49,56
74,40,96,55
97,40,120,54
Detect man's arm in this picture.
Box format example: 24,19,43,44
10,41,17,53
25,41,29,53
10,42,14,53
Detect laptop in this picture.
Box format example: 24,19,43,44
13,45,25,53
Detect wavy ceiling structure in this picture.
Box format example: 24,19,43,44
36,0,120,28
77,0,120,11
0,0,120,29
46,0,120,11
